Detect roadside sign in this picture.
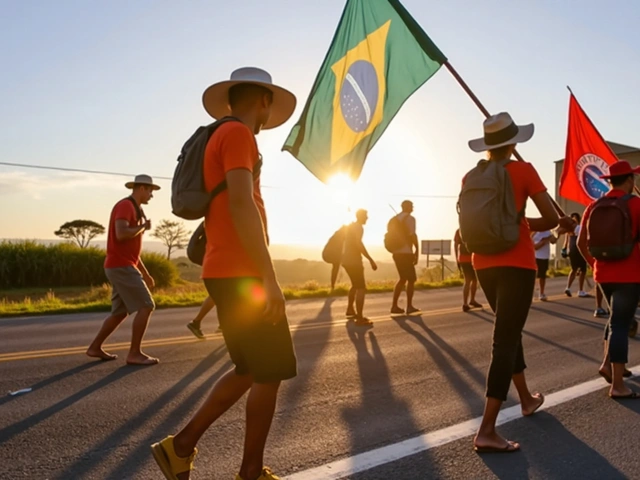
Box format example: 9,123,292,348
421,240,451,256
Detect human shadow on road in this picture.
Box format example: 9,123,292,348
341,326,443,478
281,298,335,421
530,305,607,331
468,310,599,365
0,365,137,447
55,345,230,480
394,315,485,416
479,412,625,480
0,362,100,408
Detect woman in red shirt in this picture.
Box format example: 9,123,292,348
463,113,574,453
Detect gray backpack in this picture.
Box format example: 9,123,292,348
171,117,239,220
457,159,523,255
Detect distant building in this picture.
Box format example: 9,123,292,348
554,141,640,259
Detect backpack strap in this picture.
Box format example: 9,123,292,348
126,196,145,223
209,155,264,201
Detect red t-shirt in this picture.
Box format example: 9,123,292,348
202,122,266,279
581,189,640,284
104,198,144,268
469,161,547,271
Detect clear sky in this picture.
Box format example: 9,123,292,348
1,0,639,256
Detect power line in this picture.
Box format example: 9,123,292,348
0,161,458,199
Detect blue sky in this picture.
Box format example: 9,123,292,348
1,0,639,257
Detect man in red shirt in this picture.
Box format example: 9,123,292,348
86,174,159,366
151,67,297,480
577,160,640,399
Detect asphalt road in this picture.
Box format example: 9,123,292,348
1,277,640,480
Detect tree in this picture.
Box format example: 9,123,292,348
54,220,106,248
152,219,191,260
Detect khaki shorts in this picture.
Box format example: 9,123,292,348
105,266,155,316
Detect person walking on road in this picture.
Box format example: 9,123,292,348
151,67,298,480
459,112,575,453
577,160,640,398
186,296,222,339
86,175,160,366
562,213,589,298
454,228,482,312
343,209,378,326
532,230,555,301
390,200,420,315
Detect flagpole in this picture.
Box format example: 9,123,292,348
443,61,566,215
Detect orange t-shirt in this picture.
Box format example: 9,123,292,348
581,189,640,284
201,122,266,278
470,161,547,271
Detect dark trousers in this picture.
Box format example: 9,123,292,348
476,267,536,401
600,283,640,364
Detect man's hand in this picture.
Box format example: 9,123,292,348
370,259,378,271
263,277,286,324
143,273,155,289
558,216,576,232
144,219,152,231
413,252,419,265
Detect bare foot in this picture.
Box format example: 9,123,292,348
126,353,159,366
610,385,634,398
474,431,520,452
522,392,545,416
86,348,117,361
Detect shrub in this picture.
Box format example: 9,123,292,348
0,241,177,290
141,252,178,288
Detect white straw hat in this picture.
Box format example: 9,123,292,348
202,67,296,130
468,112,534,152
125,174,161,190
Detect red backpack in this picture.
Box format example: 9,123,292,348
587,194,636,260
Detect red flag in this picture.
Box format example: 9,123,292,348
559,93,619,206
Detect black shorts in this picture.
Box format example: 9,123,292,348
460,262,476,281
343,263,366,289
393,254,417,282
536,259,549,279
569,250,587,272
204,277,297,384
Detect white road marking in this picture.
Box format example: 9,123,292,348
284,365,640,480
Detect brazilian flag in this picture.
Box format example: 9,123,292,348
282,0,447,183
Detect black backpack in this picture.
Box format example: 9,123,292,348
185,159,263,266
587,194,636,260
171,117,240,220
322,226,347,264
384,215,409,253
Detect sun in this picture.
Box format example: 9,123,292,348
326,173,356,209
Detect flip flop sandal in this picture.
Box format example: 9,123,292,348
474,441,520,453
610,391,640,400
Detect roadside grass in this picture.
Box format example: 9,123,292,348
0,266,572,318
0,277,465,317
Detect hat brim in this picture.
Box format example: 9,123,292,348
125,181,161,191
468,123,535,153
600,166,640,179
202,80,296,130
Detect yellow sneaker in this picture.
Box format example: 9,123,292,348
236,467,281,480
151,435,197,480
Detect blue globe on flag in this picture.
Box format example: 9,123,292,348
582,165,610,200
339,60,379,133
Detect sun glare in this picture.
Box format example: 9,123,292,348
327,173,356,208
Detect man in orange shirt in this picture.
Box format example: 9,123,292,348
461,113,574,453
86,175,159,366
577,160,640,399
152,68,297,480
